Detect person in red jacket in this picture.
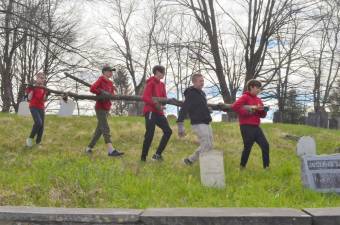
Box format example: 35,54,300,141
141,65,172,162
232,79,270,169
25,72,49,148
85,65,124,157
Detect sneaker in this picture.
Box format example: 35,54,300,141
85,147,93,154
183,158,193,166
26,138,33,148
151,154,163,161
108,149,124,157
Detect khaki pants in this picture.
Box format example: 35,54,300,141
88,109,112,148
189,124,213,162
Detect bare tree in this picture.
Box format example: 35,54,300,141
219,0,312,90
305,0,340,112
175,0,232,103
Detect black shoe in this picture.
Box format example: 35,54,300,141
108,149,124,157
151,154,163,161
183,158,193,166
141,156,146,162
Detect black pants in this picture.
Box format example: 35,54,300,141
240,125,270,168
29,107,45,144
141,112,172,159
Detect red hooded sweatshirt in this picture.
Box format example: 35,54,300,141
231,91,267,126
25,87,47,110
142,76,166,115
90,75,116,111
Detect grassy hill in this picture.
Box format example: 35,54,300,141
0,113,340,208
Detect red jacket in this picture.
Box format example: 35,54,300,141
26,87,47,110
142,76,166,115
90,75,115,111
231,91,267,126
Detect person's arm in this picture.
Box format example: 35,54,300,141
255,100,267,118
90,79,102,95
25,87,33,101
177,92,192,137
177,92,192,123
142,82,156,107
44,89,49,101
231,95,251,116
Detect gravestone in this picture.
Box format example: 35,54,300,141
199,150,225,188
58,99,75,117
17,101,31,116
306,112,329,128
296,136,316,157
301,154,340,193
328,118,338,129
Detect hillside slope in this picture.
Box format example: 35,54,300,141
0,113,340,208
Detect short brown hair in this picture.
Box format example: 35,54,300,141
152,65,165,74
191,73,203,83
246,79,262,91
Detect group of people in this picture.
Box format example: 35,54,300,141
25,65,270,169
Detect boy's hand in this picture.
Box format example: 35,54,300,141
247,105,257,113
155,102,165,111
99,90,112,99
177,122,186,137
256,104,264,111
217,102,229,111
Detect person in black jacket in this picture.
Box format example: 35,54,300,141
177,73,213,165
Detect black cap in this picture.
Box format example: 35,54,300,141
102,65,116,73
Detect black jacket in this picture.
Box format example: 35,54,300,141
177,86,212,125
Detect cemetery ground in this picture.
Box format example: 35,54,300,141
1,113,340,209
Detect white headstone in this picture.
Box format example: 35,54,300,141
58,99,75,117
18,101,31,116
199,150,225,188
301,154,340,193
296,136,316,157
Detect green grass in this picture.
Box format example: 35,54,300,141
0,112,340,208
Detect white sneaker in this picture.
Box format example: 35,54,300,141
85,147,93,154
26,138,33,147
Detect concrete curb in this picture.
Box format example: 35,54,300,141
0,206,339,225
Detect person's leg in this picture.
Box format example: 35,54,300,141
255,127,270,168
29,108,43,140
188,124,213,163
240,125,256,168
88,110,104,149
36,109,45,144
155,114,172,156
99,110,113,150
141,112,156,161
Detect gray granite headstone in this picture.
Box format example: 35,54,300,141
58,99,75,117
296,136,316,157
199,150,225,188
17,101,31,116
301,154,340,193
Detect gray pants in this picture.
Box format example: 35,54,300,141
189,124,213,162
88,109,112,148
